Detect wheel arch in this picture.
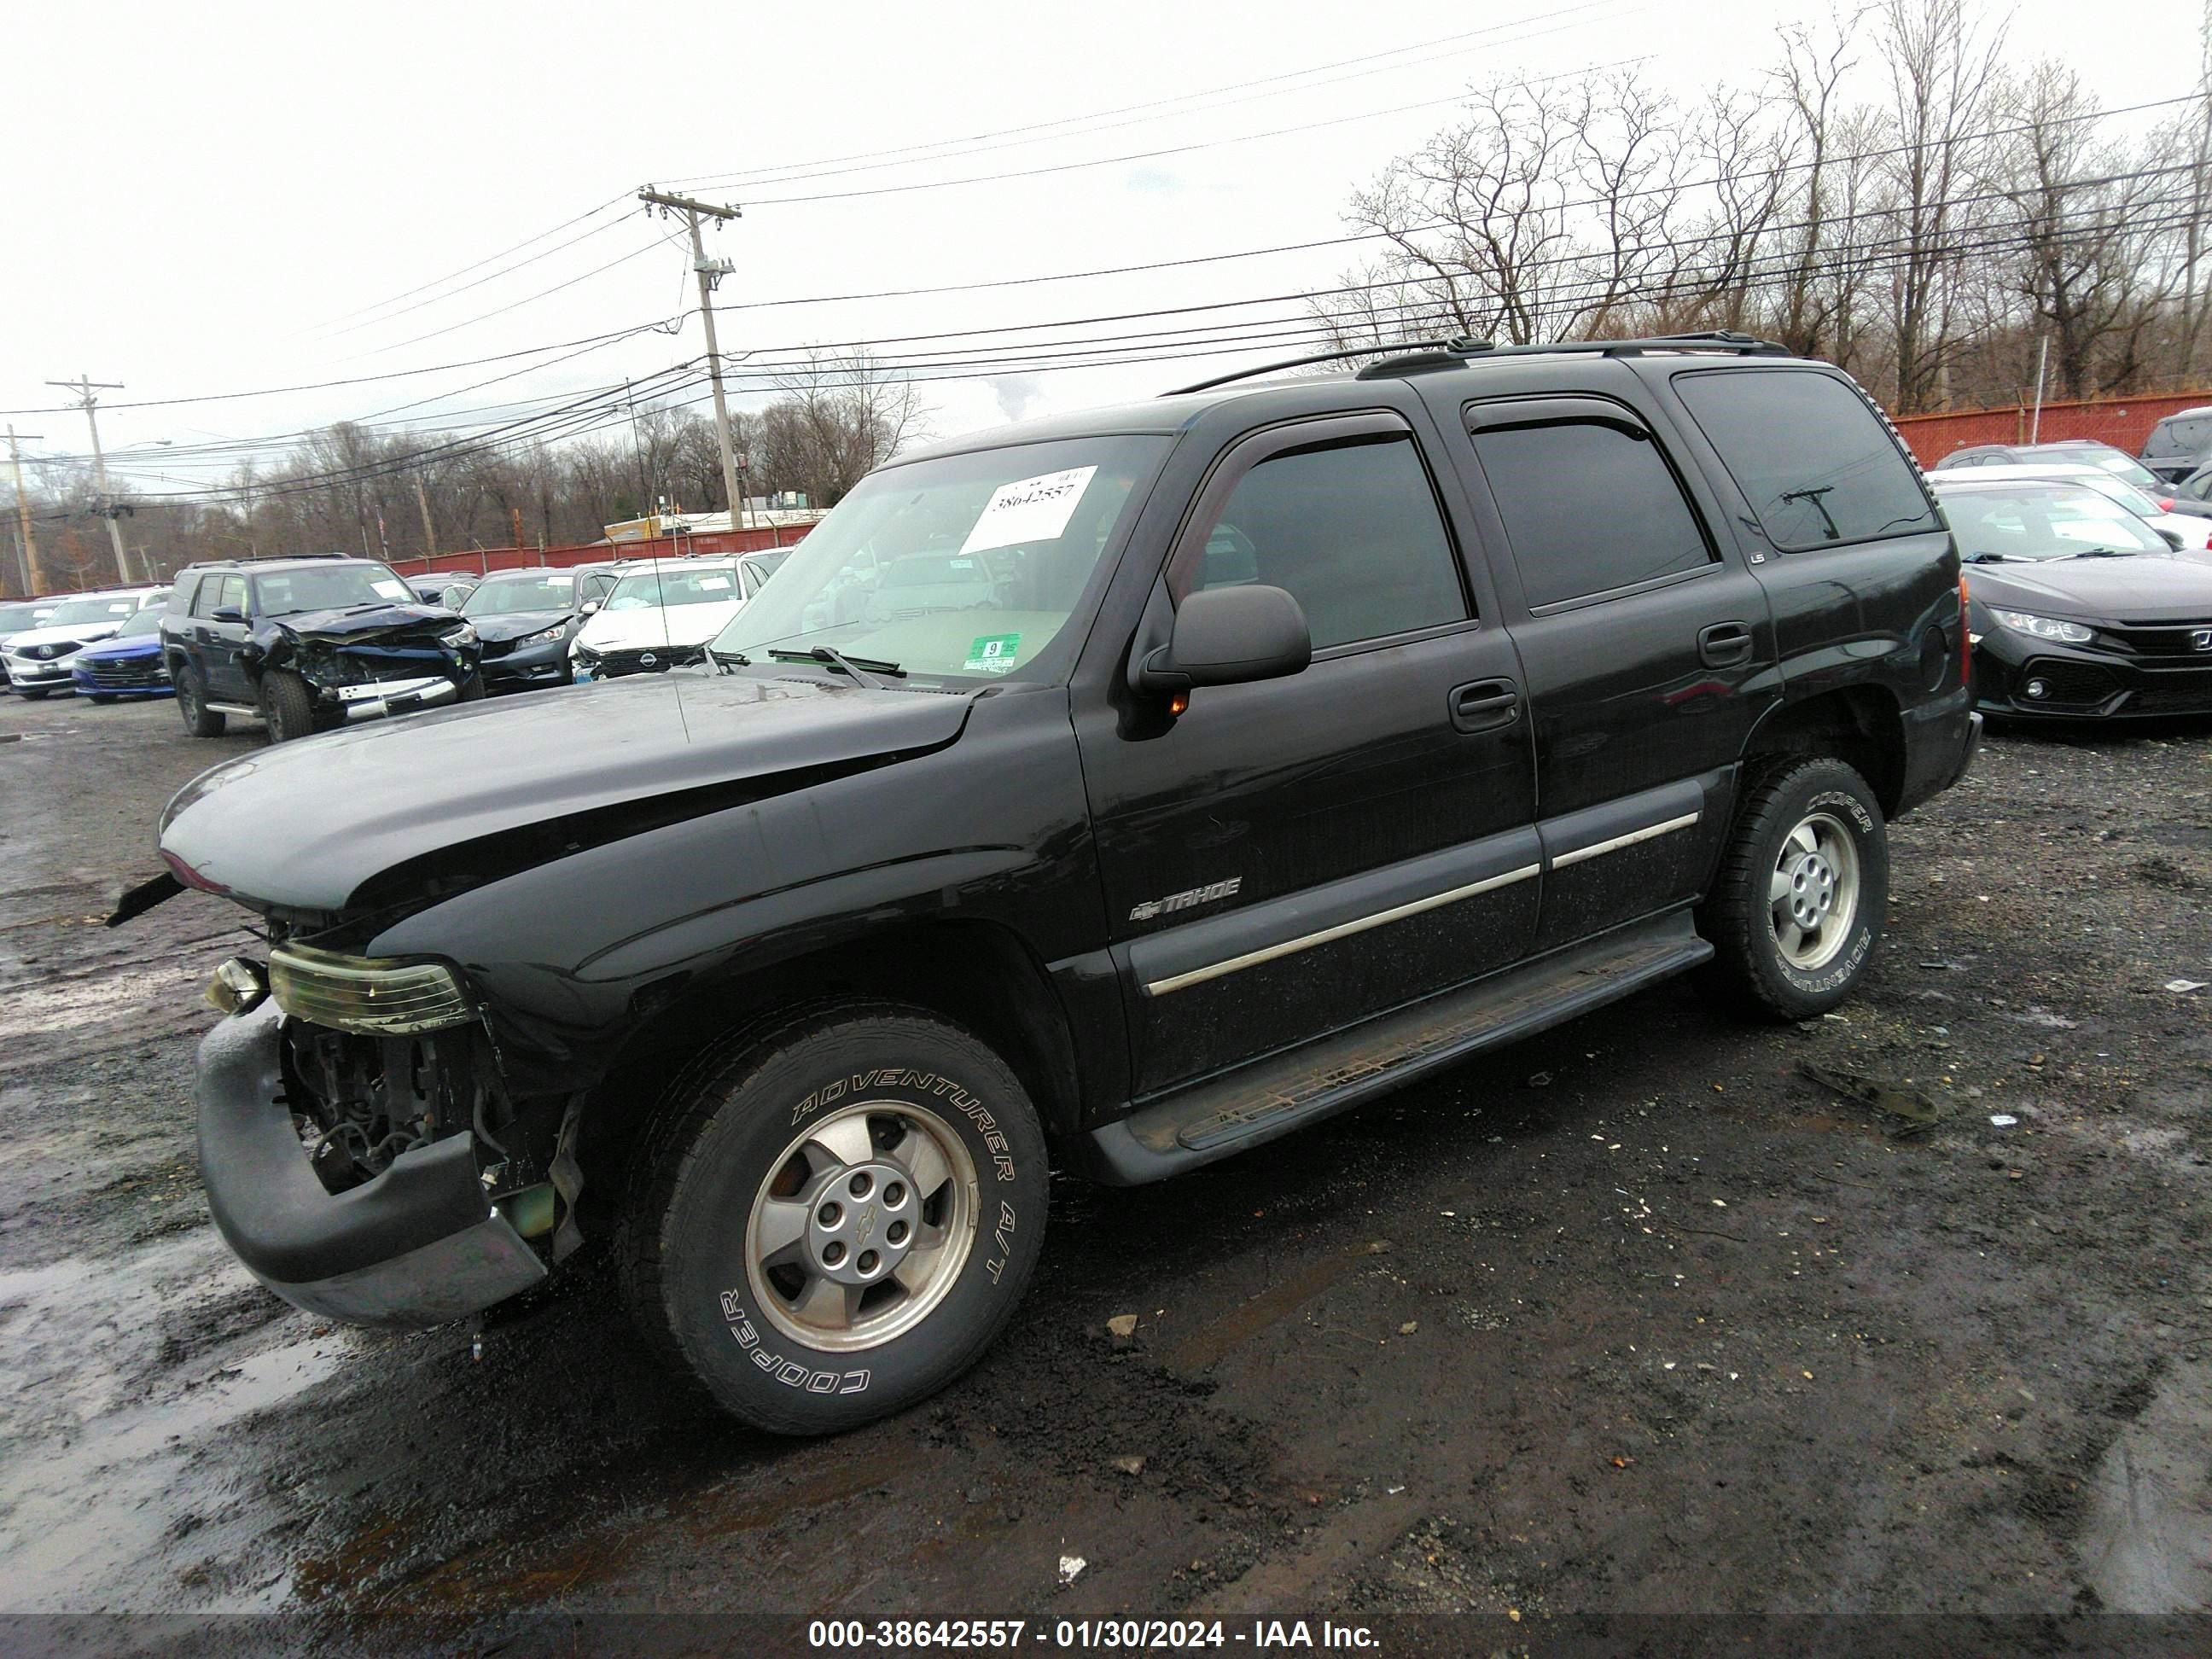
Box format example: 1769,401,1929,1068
572,916,1085,1213
1741,685,1906,816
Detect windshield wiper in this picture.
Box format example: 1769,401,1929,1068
2057,547,2140,560
707,646,751,672
1964,552,2030,563
766,645,905,688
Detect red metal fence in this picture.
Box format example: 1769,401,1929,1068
1892,391,2212,469
381,521,814,579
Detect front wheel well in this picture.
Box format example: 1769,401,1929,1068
570,919,1084,1230
1742,688,1906,816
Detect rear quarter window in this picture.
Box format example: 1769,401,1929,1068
1672,369,1939,552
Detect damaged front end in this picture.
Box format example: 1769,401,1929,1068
195,939,578,1327
258,607,481,724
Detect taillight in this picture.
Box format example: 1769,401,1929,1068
1958,574,1972,688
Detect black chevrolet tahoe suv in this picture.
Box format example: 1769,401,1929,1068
162,556,485,742
143,335,1979,1435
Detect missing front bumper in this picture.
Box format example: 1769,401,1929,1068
195,998,545,1327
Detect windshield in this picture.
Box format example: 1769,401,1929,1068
462,572,577,616
44,595,144,626
606,565,742,609
1935,483,2172,560
253,565,415,615
713,434,1170,683
2080,451,2161,489
111,607,166,640
0,603,52,632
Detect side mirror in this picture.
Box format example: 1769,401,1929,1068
210,606,246,624
580,597,602,614
1135,584,1312,699
2158,527,2185,551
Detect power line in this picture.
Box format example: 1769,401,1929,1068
734,49,1657,208
301,193,636,333
0,319,684,417
667,1,1634,191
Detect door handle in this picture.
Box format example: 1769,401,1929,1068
1450,678,1519,733
1698,620,1755,667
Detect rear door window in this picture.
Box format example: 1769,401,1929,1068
1672,369,1938,550
1464,416,1715,608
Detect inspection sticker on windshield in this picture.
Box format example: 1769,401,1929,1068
963,632,1022,673
959,466,1097,555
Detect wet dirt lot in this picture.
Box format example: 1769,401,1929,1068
0,691,2207,1647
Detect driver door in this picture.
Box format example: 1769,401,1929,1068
1078,412,1540,1097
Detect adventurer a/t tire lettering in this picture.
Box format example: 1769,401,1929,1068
617,1001,1047,1435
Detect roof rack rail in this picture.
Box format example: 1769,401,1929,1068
1162,340,1452,397
1357,329,1791,379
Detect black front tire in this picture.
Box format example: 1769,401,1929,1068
457,673,487,702
87,694,116,705
1699,756,1889,1021
618,1002,1049,1435
260,670,317,743
176,667,225,737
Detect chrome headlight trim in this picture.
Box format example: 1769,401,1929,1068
1987,608,2094,644
267,944,473,1035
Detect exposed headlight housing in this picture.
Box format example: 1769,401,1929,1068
440,622,479,648
1987,608,2093,644
268,944,474,1034
519,622,569,646
570,640,600,666
205,958,269,1016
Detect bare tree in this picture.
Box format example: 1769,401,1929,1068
1876,0,2007,410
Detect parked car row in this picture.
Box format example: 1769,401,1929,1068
1,586,171,697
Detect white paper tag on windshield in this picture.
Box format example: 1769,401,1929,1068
697,574,732,590
959,466,1097,555
372,579,410,601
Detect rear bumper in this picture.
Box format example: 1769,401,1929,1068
195,998,545,1327
1894,688,1981,817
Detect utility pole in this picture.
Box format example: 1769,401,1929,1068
638,187,744,528
46,375,135,585
413,472,437,557
6,425,47,596
625,377,651,519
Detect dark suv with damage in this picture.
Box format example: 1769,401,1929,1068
143,334,1979,1435
162,556,484,742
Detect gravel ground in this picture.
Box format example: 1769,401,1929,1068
0,691,2207,1647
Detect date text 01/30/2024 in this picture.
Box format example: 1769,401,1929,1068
806,1618,1381,1649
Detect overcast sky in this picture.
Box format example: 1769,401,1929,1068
2,0,2200,498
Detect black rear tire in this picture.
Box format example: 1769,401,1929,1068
260,670,317,743
618,1001,1049,1435
1700,757,1889,1021
176,667,226,737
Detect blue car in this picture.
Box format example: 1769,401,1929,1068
71,604,172,701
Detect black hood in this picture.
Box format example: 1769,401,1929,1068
159,672,977,915
261,602,462,644
1967,554,2212,621
469,608,573,645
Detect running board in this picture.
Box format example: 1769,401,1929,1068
1079,913,1711,1185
